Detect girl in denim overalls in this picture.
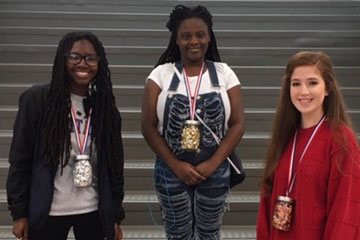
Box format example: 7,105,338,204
141,5,245,240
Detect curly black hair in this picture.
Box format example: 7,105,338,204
156,5,221,66
43,31,123,175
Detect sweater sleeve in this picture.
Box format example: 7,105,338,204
324,129,360,239
256,190,272,240
6,87,40,220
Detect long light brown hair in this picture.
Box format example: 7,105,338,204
262,51,354,195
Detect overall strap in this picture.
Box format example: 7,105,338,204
168,61,220,91
206,60,219,87
168,61,182,91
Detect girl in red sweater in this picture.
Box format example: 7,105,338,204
257,51,360,239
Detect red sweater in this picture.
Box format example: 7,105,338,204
257,123,360,239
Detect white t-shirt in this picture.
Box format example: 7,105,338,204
49,93,98,216
147,62,240,133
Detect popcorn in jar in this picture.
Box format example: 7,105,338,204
272,196,295,231
73,155,93,187
181,120,201,151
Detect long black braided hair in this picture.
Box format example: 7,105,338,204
156,5,221,67
43,31,123,175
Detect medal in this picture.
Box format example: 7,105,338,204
180,62,204,151
272,116,325,231
73,154,92,187
181,120,201,151
272,196,294,231
70,106,93,187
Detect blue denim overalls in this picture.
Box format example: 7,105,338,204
154,61,230,240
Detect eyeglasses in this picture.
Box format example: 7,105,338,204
65,52,100,66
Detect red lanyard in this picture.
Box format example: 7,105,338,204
286,116,325,196
182,62,205,120
70,106,92,154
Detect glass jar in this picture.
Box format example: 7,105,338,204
73,155,93,187
181,120,201,151
272,196,295,231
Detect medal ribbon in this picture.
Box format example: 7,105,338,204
286,116,326,196
182,62,205,120
70,106,92,154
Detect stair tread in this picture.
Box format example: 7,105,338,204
0,129,272,138
0,190,260,203
0,225,258,239
2,106,360,114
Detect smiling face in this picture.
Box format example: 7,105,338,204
290,65,328,127
66,39,99,96
176,17,210,66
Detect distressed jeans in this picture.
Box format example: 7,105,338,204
154,151,230,240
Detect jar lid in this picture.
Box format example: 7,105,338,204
277,196,294,203
184,120,200,125
75,155,90,160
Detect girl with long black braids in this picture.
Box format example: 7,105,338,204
142,5,245,239
7,31,124,240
